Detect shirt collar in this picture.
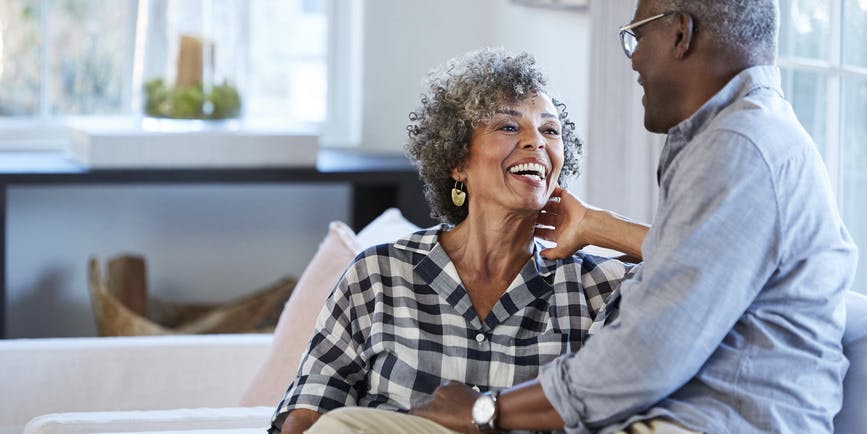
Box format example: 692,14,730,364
393,225,559,278
396,225,558,329
669,65,782,141
659,65,783,181
392,225,442,255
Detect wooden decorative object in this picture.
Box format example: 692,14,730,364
176,34,214,87
106,255,147,317
88,254,295,336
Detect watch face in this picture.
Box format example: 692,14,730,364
472,394,496,423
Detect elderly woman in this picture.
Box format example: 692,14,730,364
269,48,648,434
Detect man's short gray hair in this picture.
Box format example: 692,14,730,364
655,0,779,64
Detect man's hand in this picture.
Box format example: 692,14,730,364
536,187,649,261
535,187,593,259
410,381,481,434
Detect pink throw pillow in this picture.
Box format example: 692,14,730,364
239,221,361,406
239,209,421,407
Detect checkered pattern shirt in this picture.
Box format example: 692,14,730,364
270,226,635,431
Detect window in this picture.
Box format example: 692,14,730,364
0,0,135,117
779,0,867,293
0,0,332,129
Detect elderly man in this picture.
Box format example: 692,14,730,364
412,0,858,433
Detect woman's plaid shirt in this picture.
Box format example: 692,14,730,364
271,226,635,428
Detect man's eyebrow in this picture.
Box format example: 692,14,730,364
541,112,557,119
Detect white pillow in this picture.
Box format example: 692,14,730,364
239,209,420,407
356,208,423,248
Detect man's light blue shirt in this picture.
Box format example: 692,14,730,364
539,65,858,434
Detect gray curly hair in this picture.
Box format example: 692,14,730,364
405,48,582,225
655,0,778,65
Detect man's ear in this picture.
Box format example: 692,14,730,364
673,13,695,59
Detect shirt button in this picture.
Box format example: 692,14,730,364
475,333,486,343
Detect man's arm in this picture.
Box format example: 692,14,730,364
537,134,780,430
535,187,649,260
410,380,561,433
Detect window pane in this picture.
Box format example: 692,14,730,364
841,74,867,294
47,0,135,115
246,0,327,126
0,0,41,116
779,0,831,61
842,0,867,68
782,68,827,154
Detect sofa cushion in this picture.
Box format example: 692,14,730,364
835,290,867,434
0,334,272,434
23,406,273,434
239,209,420,407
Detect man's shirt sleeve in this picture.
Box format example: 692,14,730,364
539,131,781,432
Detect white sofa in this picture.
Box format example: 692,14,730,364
6,295,866,434
2,207,865,433
2,334,275,434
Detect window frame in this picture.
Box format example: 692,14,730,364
777,0,867,203
778,0,867,293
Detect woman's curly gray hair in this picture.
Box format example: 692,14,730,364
405,48,582,225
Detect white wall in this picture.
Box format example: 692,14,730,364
6,0,593,338
360,0,592,176
584,0,663,223
359,0,498,153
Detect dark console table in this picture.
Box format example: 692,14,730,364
0,149,434,338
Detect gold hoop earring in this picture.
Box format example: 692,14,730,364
451,181,466,207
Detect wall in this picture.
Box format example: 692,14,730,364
6,0,593,338
585,0,663,224
7,185,349,338
360,1,592,192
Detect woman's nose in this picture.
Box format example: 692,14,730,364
520,131,546,150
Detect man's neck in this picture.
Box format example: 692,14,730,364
675,52,755,127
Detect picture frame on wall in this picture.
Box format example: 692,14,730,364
511,0,589,10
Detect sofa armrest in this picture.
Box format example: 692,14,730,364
835,291,867,434
0,334,273,434
22,406,274,434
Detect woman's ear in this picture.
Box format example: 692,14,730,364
451,167,464,182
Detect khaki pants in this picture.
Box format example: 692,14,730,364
305,407,460,433
613,420,701,434
304,406,700,434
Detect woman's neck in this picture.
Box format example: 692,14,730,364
440,208,537,281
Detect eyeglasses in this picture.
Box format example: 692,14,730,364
618,11,677,59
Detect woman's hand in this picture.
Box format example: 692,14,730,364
280,408,322,434
409,381,480,434
535,187,593,259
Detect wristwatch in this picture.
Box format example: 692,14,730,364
471,390,500,432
